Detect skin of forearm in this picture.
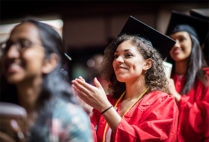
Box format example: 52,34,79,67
102,108,122,132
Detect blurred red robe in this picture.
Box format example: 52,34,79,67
91,91,179,142
173,70,209,142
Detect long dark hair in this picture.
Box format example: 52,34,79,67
168,34,208,94
203,33,209,66
101,34,168,99
0,19,77,141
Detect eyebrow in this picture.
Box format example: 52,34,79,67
8,37,30,43
18,37,31,41
115,49,131,53
180,35,187,38
172,33,188,39
124,49,130,52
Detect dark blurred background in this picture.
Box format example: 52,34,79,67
0,0,208,81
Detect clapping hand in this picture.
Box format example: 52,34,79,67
72,77,111,113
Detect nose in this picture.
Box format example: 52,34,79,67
173,40,180,49
114,55,124,63
5,45,20,59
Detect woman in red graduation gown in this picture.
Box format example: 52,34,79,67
72,18,179,142
166,11,209,142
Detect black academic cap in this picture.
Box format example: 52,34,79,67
166,11,209,44
190,9,209,21
119,16,175,59
189,9,209,61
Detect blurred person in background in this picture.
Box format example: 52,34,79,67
72,16,178,142
190,9,209,67
86,54,109,94
166,11,209,142
0,19,93,142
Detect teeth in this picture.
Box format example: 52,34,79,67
119,66,127,69
117,67,127,70
9,63,19,67
7,63,21,72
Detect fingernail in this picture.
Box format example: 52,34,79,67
10,119,19,129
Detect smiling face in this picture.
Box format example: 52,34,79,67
1,23,45,84
112,40,149,83
169,31,192,62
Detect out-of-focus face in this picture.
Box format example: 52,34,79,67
169,31,192,62
1,23,45,84
112,40,148,83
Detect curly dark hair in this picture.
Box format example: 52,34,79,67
101,34,168,99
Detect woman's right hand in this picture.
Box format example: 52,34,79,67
72,77,112,113
167,78,181,102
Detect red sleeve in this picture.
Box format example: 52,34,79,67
90,109,101,127
90,123,97,142
114,94,178,142
203,67,209,76
90,95,114,128
90,95,117,142
178,86,209,141
90,109,101,142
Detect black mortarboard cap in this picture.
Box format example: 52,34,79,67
119,16,175,59
190,9,209,21
189,9,209,61
166,11,209,45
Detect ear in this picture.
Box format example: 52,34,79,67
42,53,59,74
143,58,152,71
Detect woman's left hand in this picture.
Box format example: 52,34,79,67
167,78,181,102
72,77,112,112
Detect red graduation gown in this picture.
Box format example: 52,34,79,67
91,91,179,142
172,73,209,142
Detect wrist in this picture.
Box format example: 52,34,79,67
101,106,113,114
99,102,112,112
174,92,181,102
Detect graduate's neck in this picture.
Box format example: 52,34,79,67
175,59,188,75
125,76,147,100
17,76,43,112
